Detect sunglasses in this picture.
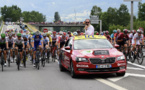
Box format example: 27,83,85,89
86,22,90,23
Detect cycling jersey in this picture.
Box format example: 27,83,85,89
132,33,143,45
6,37,14,48
51,35,57,42
105,35,111,41
14,37,24,45
32,35,43,50
0,37,8,50
43,37,49,45
57,36,68,48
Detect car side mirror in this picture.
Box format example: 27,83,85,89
65,46,71,50
114,44,119,48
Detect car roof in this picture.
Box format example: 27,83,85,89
74,35,106,40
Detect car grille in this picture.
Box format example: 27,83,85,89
89,57,116,64
82,67,120,72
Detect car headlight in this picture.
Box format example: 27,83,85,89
117,55,125,61
76,57,88,62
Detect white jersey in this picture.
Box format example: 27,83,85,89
132,33,143,45
51,35,58,42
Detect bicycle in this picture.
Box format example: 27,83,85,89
7,49,11,67
130,45,145,65
41,48,45,67
15,48,23,70
23,48,27,68
35,47,40,70
51,45,57,62
46,48,50,63
0,48,5,71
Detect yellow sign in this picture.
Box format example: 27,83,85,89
74,35,106,40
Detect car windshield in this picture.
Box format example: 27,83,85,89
74,39,113,50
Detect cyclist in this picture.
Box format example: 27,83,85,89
13,33,25,67
104,31,111,42
129,30,136,43
0,33,9,66
43,33,50,57
67,31,72,38
22,33,30,60
111,30,117,44
114,29,121,44
116,29,130,52
6,33,15,62
47,33,52,46
132,29,144,52
31,31,43,66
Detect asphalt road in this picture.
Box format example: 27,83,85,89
0,25,145,90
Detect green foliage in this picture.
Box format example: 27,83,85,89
138,2,145,21
117,4,130,26
1,5,22,22
54,12,61,22
22,11,46,22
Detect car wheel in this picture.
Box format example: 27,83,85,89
70,61,77,78
116,72,126,76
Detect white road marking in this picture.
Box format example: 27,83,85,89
97,78,127,90
108,73,145,82
127,67,144,70
128,62,145,69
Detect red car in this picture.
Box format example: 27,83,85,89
59,35,127,78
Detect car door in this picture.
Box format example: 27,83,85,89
64,38,73,69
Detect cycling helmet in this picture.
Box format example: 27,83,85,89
23,34,27,38
73,32,78,36
9,33,13,37
105,31,109,35
123,29,128,34
17,33,21,37
96,32,99,35
31,32,34,35
63,32,66,36
46,33,50,36
12,32,15,35
113,30,117,33
53,31,56,34
68,31,71,34
132,30,136,34
35,31,40,36
137,29,142,34
59,31,63,35
1,33,6,38
103,31,106,34
117,29,120,34
43,33,47,37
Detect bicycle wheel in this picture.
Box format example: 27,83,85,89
1,53,4,71
137,52,144,65
8,54,10,67
130,51,136,63
23,51,26,68
36,51,40,70
47,50,50,63
17,53,20,70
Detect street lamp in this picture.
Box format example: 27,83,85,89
124,0,142,30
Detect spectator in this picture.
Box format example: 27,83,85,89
84,19,94,35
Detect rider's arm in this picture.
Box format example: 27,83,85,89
6,38,9,49
31,37,34,48
40,37,43,48
22,39,25,49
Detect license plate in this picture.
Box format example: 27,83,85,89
96,64,112,68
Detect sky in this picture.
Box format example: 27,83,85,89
1,0,145,22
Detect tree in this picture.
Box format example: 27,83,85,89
1,5,22,22
117,4,130,26
22,11,46,22
54,12,61,22
138,2,145,21
90,6,102,31
107,7,118,25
